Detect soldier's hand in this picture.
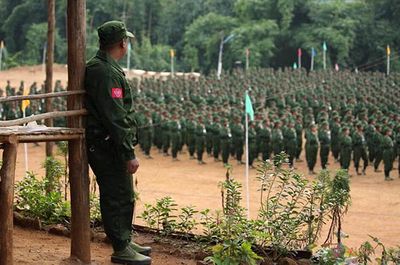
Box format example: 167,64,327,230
127,159,139,174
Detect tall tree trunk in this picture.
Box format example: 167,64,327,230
45,0,55,157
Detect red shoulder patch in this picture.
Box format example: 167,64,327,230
111,88,123,99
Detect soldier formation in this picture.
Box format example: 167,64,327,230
0,80,67,127
132,68,400,181
1,68,399,181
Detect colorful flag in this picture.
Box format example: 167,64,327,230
323,42,327,52
293,62,298,69
311,47,317,57
335,64,339,71
170,49,175,58
387,45,391,56
245,91,254,121
0,41,4,49
298,48,302,57
21,86,30,113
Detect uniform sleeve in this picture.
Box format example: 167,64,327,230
94,72,136,161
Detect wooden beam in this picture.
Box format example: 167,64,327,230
45,0,56,157
0,109,87,127
67,0,91,263
0,141,18,265
0,90,86,103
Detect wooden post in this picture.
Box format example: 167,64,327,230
0,138,18,265
67,0,91,263
45,0,55,157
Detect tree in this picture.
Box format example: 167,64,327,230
183,13,237,73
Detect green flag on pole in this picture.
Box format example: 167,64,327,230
245,91,254,121
323,41,327,51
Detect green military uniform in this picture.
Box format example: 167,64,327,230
284,121,297,168
205,116,213,156
220,119,232,165
195,117,207,164
161,113,171,156
186,117,196,159
305,125,319,174
231,118,244,164
85,21,151,265
295,117,303,161
271,121,284,155
340,128,352,171
211,116,221,161
330,117,341,162
318,122,331,170
141,111,154,158
257,120,272,161
373,126,383,171
382,129,394,180
352,125,368,175
248,122,258,167
170,115,182,160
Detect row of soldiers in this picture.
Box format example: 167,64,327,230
132,68,400,181
0,80,67,126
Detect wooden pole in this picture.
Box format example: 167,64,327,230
0,90,85,103
67,0,91,263
0,139,18,265
45,0,55,157
0,109,87,127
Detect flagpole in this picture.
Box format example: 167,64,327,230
23,110,29,174
42,42,47,73
387,45,390,76
245,48,249,72
311,54,314,71
170,50,174,77
298,48,302,69
245,98,250,219
217,34,224,80
323,42,327,70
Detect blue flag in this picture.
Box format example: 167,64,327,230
245,91,254,121
311,47,317,57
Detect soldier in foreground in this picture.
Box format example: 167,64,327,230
85,21,151,265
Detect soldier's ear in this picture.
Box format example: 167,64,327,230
121,39,127,49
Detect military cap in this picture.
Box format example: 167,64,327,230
98,21,135,46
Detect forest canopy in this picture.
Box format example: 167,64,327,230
0,0,399,73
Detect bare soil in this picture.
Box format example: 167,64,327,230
8,141,400,264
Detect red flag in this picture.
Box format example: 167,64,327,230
298,48,302,57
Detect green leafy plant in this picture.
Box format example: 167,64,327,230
56,141,69,200
89,194,102,226
204,167,262,265
43,156,64,194
15,172,70,225
140,196,178,236
176,206,198,236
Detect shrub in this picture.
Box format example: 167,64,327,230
15,172,70,225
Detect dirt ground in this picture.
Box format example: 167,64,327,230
0,65,68,89
14,226,197,265
8,141,400,264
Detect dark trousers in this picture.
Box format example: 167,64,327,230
87,137,134,252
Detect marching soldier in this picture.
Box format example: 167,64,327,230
305,124,319,175
353,123,368,175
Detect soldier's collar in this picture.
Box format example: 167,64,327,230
96,50,125,75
